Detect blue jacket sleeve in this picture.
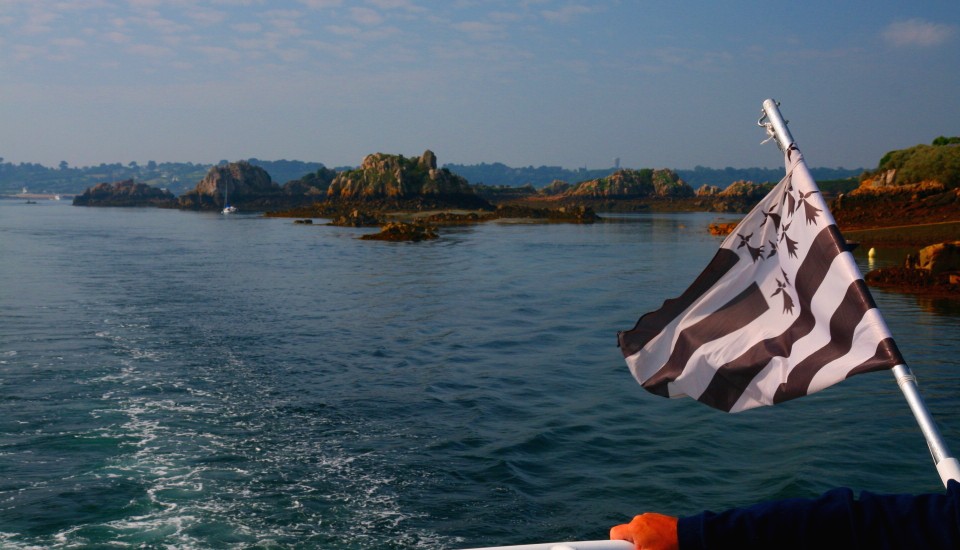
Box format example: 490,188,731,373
677,479,960,550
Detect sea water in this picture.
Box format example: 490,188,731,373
0,201,957,548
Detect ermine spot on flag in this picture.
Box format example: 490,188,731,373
618,146,904,413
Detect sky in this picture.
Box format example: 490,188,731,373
1,1,958,171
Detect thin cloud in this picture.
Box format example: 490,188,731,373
52,37,86,49
351,7,384,26
368,0,424,12
453,20,503,39
232,22,262,33
195,45,244,63
297,0,342,8
883,18,956,47
186,9,228,25
13,44,46,62
21,10,60,34
127,43,174,58
489,11,524,23
542,4,591,23
104,31,132,44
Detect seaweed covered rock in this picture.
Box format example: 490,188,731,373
328,209,383,227
865,266,959,296
360,222,438,242
494,204,599,223
708,221,739,236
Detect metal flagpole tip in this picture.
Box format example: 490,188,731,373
758,99,795,152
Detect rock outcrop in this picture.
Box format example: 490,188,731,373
564,169,693,199
912,241,960,275
177,161,280,211
328,209,383,227
326,150,490,210
696,184,722,196
72,179,175,207
865,240,960,297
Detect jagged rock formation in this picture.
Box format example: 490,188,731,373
177,161,280,211
714,180,772,201
686,180,775,213
72,179,175,207
326,150,489,210
696,184,722,196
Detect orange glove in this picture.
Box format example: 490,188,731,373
609,512,679,550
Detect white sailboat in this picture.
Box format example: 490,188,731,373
222,182,237,214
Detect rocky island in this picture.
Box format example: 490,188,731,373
72,179,175,207
68,137,957,256
265,150,600,240
475,168,774,213
176,161,336,211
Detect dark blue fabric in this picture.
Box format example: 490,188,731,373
677,479,960,550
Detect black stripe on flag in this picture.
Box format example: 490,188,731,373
772,279,891,404
643,282,769,397
847,338,904,378
695,226,847,411
618,248,741,357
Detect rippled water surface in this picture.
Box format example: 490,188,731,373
1,201,958,548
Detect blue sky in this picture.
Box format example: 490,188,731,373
1,1,958,171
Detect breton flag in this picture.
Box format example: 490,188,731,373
618,145,904,413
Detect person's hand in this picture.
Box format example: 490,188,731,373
609,512,679,550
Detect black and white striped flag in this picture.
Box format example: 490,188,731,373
618,146,903,413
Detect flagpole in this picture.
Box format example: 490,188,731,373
760,98,960,487
893,364,960,485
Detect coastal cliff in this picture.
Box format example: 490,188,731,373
831,139,960,230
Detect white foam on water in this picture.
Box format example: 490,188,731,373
5,306,457,549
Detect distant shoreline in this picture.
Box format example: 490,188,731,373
1,194,75,200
